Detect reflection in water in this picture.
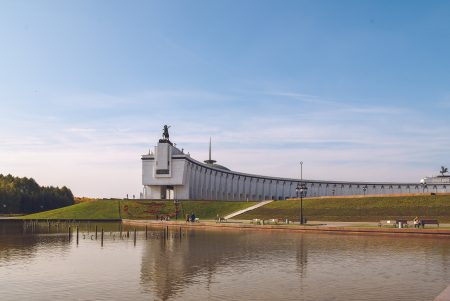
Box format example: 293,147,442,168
1,221,450,301
139,228,450,301
140,230,262,300
0,221,71,266
296,235,308,278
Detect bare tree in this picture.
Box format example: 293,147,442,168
440,166,448,176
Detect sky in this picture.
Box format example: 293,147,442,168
1,0,450,198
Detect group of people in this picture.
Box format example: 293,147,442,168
413,216,422,228
156,215,170,221
186,212,196,222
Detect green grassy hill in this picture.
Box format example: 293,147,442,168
119,200,258,220
20,200,121,220
20,195,450,222
236,195,450,222
20,199,258,220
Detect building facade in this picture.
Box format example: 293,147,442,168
142,139,449,201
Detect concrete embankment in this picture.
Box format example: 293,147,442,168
122,219,450,237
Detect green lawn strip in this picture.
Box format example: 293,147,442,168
236,195,450,222
20,200,121,220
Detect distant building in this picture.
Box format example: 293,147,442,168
421,175,450,185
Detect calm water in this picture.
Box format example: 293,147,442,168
1,221,450,301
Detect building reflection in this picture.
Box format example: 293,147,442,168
139,230,250,300
137,228,450,301
139,229,311,300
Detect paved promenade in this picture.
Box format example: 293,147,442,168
123,219,450,237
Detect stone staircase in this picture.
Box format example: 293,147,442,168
224,200,273,220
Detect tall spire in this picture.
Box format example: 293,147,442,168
209,137,212,161
204,137,217,165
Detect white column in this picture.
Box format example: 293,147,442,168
199,168,204,199
195,166,200,199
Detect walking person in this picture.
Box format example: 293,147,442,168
414,216,420,228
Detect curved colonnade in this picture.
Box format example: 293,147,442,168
142,141,448,201
183,157,447,201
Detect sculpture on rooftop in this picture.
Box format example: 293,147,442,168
162,125,171,140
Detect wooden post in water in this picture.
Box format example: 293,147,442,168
76,226,79,245
145,225,148,240
120,224,122,239
68,226,71,241
101,228,104,247
127,229,130,238
95,225,98,240
179,226,182,240
133,228,136,246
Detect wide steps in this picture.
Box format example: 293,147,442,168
224,200,273,219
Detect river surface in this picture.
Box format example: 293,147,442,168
0,221,449,301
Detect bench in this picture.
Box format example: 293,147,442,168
251,218,262,225
378,220,397,227
396,220,409,228
421,220,439,228
378,220,409,228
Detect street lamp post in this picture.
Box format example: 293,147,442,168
174,199,180,220
300,161,303,180
296,182,308,225
296,162,308,225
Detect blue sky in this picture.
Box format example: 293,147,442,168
1,0,450,197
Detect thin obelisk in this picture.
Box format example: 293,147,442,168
209,137,211,161
204,137,216,165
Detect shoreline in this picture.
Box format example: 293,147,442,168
122,219,450,238
5,217,450,238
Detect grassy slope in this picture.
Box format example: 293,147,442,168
121,200,258,220
20,200,121,220
20,199,258,220
237,195,450,222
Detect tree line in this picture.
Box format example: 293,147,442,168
0,174,74,214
